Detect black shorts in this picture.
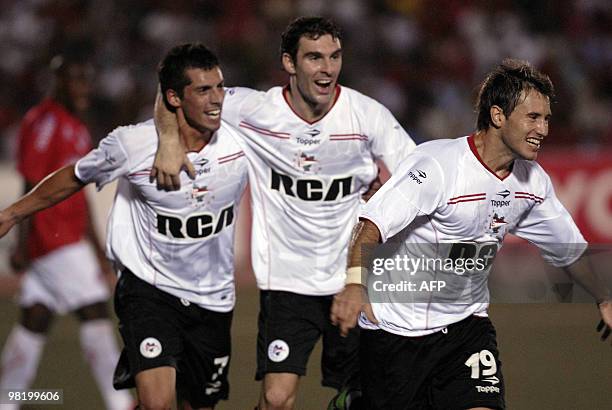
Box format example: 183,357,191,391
361,316,505,410
256,290,360,390
112,270,232,408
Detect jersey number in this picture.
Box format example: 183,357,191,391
205,355,230,395
464,349,497,379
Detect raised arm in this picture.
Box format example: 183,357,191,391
0,165,85,239
151,88,195,190
330,219,381,336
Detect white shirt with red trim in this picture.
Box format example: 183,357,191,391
75,119,248,312
220,85,416,295
359,135,586,336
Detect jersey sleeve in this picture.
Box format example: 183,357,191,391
221,86,257,127
510,172,587,267
360,153,444,242
368,103,416,174
17,112,58,183
74,128,130,190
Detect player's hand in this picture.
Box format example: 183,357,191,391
362,170,382,202
150,108,195,191
596,301,611,343
331,284,378,337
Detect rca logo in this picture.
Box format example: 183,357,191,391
157,204,234,239
270,169,352,201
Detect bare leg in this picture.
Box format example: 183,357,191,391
258,373,300,410
135,366,176,410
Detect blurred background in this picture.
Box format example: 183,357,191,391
0,0,611,152
0,1,611,409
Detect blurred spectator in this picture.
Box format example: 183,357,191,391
0,0,610,160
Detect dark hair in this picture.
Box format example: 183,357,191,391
476,58,555,131
158,43,219,99
50,51,92,79
50,38,94,76
280,16,342,62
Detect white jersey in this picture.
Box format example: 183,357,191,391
359,135,586,336
75,120,248,312
221,85,416,295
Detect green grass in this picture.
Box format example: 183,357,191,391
1,288,610,409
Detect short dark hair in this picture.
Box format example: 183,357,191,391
280,16,342,62
476,59,555,131
50,51,92,79
158,43,219,99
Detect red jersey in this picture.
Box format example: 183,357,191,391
17,98,92,259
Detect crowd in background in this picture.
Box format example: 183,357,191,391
0,0,610,159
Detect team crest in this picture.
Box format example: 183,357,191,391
185,183,214,207
267,339,290,362
192,185,208,202
294,152,320,173
140,337,162,358
489,213,508,234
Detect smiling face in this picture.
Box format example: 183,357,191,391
498,89,551,161
170,67,225,135
283,34,342,117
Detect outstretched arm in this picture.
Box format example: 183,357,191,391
0,165,84,239
9,181,34,272
151,88,195,190
330,219,381,336
563,255,612,342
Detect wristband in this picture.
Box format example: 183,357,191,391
345,266,365,285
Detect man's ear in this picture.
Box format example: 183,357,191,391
281,53,296,75
490,105,505,129
165,89,181,109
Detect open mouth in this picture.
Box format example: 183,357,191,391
205,109,221,119
526,137,542,149
314,79,333,93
